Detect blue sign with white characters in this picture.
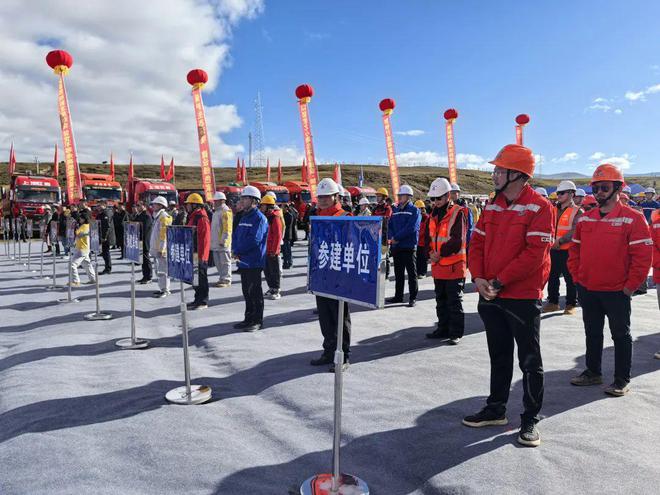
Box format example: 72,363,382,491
308,216,384,309
166,226,197,285
90,220,100,253
124,222,142,264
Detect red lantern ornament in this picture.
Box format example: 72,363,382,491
46,50,73,75
444,108,458,121
379,98,396,113
515,114,530,125
187,69,208,89
295,84,314,101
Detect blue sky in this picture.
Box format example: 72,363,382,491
210,0,660,174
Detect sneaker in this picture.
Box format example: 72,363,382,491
263,289,273,297
517,421,541,447
462,408,508,428
137,278,149,285
310,353,334,366
542,302,561,313
407,299,416,307
417,275,425,279
269,291,281,300
385,296,403,304
563,305,577,315
426,330,449,340
84,280,96,285
153,290,170,298
604,381,630,397
448,337,462,345
186,302,208,310
233,321,250,329
216,281,231,288
570,370,603,386
99,269,111,275
68,281,81,287
243,323,262,332
329,360,350,373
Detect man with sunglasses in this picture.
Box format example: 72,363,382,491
568,164,653,396
543,180,581,315
463,144,554,448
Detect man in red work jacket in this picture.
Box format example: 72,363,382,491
652,208,660,360
463,144,554,449
185,193,211,310
568,164,653,396
261,195,284,300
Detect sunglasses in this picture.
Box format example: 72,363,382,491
429,196,444,201
591,184,613,193
557,191,569,196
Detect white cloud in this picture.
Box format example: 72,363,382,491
590,152,606,161
614,108,623,115
395,151,444,167
588,152,634,170
0,0,264,166
262,145,305,167
552,152,580,163
625,91,646,101
395,129,425,137
587,97,613,112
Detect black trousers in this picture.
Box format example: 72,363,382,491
577,285,632,384
478,297,544,423
548,249,576,306
316,296,351,356
264,254,281,290
393,248,418,300
102,242,112,271
240,267,263,324
416,246,428,277
141,249,151,279
434,278,465,338
194,261,209,305
116,233,125,258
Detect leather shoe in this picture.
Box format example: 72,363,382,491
408,299,416,307
385,296,403,304
310,354,333,366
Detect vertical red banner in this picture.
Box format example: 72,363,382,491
191,87,216,202
57,73,82,202
382,113,400,196
515,125,523,145
445,121,458,185
298,101,318,201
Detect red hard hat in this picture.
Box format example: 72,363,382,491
489,144,535,177
582,194,598,207
591,163,624,184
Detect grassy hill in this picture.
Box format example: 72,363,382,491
2,162,658,196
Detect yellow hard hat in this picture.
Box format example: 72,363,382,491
414,200,426,208
185,193,204,204
376,187,389,197
261,195,276,205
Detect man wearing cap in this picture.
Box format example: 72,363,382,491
210,191,233,288
149,196,172,298
574,188,586,208
133,202,153,284
568,164,653,396
185,193,211,310
357,197,372,216
543,181,581,315
261,194,284,300
232,186,268,331
464,144,554,448
639,187,659,224
70,210,95,286
534,187,548,199
97,201,116,274
373,187,393,277
387,184,421,307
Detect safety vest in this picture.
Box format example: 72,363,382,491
429,204,466,266
556,205,579,250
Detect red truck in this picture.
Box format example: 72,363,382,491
250,181,290,204
283,181,312,225
80,173,122,207
216,184,243,210
2,174,61,226
125,177,177,209
346,186,377,205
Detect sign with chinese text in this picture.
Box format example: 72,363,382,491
90,220,100,253
65,218,76,246
191,87,216,202
124,222,142,264
49,221,58,242
166,226,198,285
308,216,384,308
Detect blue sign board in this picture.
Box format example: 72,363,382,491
49,221,58,242
124,222,142,264
90,220,100,253
308,216,385,309
65,218,76,246
166,226,198,285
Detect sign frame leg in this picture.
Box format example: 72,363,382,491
116,262,149,349
85,252,112,320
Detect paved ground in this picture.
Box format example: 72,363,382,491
0,239,658,495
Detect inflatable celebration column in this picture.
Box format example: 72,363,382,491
187,69,217,202
295,84,319,201
515,114,530,145
379,98,401,196
443,108,459,185
46,50,82,203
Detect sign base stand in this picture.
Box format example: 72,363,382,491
115,261,149,350
115,337,149,349
300,474,369,495
57,296,80,304
165,385,212,405
84,253,113,321
84,311,112,321
45,284,63,291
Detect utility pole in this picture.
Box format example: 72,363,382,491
254,92,265,169
248,132,252,169
35,156,40,175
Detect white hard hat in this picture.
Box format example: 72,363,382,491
398,184,414,196
213,191,226,201
535,187,548,197
241,185,261,200
317,178,340,196
150,196,168,208
575,188,586,197
427,178,451,198
168,200,177,205
622,185,632,194
265,191,277,198
358,197,370,206
556,180,577,193
645,187,656,194
450,183,461,192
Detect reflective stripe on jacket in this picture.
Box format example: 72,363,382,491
429,204,466,279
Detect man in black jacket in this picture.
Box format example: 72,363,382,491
97,201,116,274
282,203,295,269
113,204,128,259
133,202,153,283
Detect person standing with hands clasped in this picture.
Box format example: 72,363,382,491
149,196,172,298
568,164,653,396
463,144,554,448
185,193,211,310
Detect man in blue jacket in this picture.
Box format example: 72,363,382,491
232,186,268,332
387,184,421,307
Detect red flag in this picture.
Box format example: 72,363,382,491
333,162,342,185
235,157,241,182
53,144,59,178
242,159,247,186
277,159,282,184
109,152,115,180
166,157,175,182
160,155,165,179
128,153,134,182
301,159,308,182
8,142,16,176
266,158,271,182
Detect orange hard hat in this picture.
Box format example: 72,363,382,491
582,194,598,207
591,163,624,184
489,144,535,177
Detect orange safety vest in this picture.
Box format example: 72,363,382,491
429,204,467,279
556,205,579,250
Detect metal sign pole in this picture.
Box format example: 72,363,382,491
84,252,112,321
12,223,17,261
116,261,149,349
58,251,80,303
46,237,61,290
37,241,50,279
18,230,23,265
300,299,369,495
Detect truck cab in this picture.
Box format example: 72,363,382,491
125,178,177,210
283,180,312,220
346,186,377,205
2,174,61,227
80,173,122,207
216,184,243,210
250,181,291,204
